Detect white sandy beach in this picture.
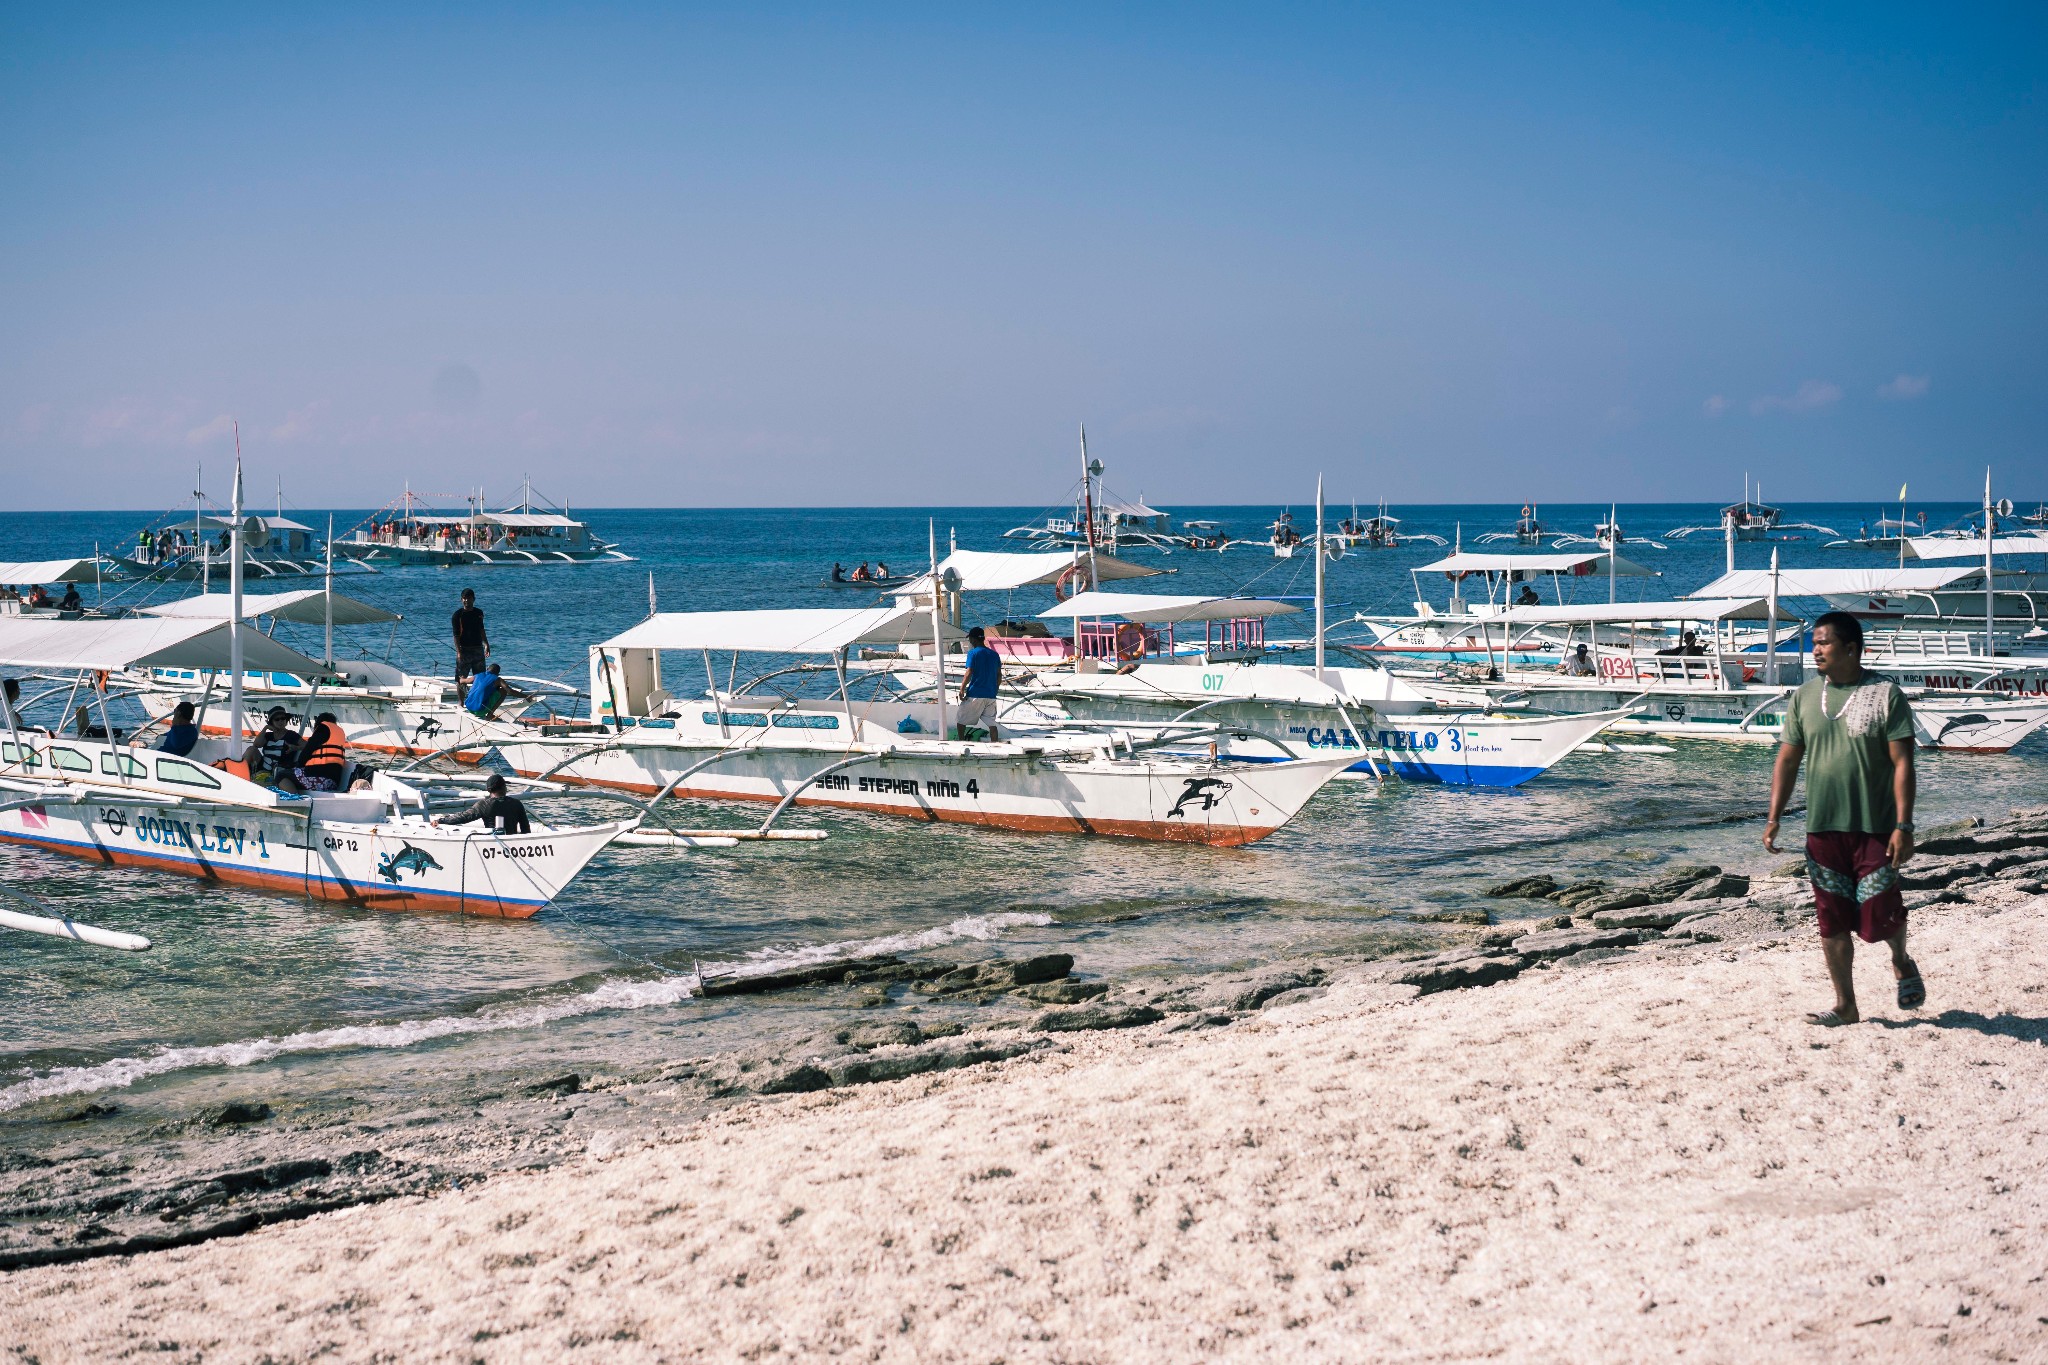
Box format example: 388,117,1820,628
6,890,2045,1363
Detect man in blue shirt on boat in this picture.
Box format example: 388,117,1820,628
956,627,1002,741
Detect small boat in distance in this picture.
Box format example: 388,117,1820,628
1475,504,1546,545
335,479,631,567
1667,477,1837,543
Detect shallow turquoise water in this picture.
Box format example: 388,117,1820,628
1,501,2039,1123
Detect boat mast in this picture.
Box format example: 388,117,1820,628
929,518,949,741
227,427,246,750
1080,425,1100,591
1608,503,1618,604
1766,546,1780,686
1985,467,1996,657
324,514,335,665
1314,474,1326,682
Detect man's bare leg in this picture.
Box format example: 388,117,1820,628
1885,922,1915,979
1817,932,1859,1024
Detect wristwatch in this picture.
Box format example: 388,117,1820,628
1895,821,1914,833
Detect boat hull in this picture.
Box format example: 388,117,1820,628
487,735,1353,847
1016,663,1620,787
0,796,624,918
1911,697,2048,753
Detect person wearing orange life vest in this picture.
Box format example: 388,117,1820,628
293,711,348,792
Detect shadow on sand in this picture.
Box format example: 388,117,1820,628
1876,1010,2048,1043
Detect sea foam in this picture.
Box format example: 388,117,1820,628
0,911,1053,1112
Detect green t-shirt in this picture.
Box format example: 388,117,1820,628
1780,672,1915,834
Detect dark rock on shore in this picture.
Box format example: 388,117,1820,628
824,1037,1047,1086
1149,968,1325,1014
1029,1005,1164,1033
1391,954,1527,995
1016,979,1108,1005
1511,927,1645,960
698,953,938,997
1485,875,1558,899
206,1102,273,1128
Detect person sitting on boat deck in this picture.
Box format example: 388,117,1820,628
240,707,301,786
58,584,81,613
432,773,531,834
26,585,51,610
956,626,1002,741
1658,629,1707,657
292,712,348,792
852,561,872,581
157,701,199,757
452,588,489,691
875,560,891,579
464,662,524,719
1558,643,1597,676
1514,583,1540,606
831,562,847,583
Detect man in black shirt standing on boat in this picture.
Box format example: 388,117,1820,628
452,588,489,692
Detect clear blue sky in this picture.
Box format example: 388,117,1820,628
2,4,2041,511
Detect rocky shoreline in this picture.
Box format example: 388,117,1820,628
5,805,2045,1284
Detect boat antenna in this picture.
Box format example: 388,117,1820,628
1314,474,1326,682
1608,503,1618,604
928,518,948,742
227,423,246,749
1985,466,1996,656
324,514,335,665
1080,424,1101,591
648,570,658,619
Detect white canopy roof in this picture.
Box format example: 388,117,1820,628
1904,535,2048,560
0,617,324,673
480,512,580,528
914,549,1164,594
141,590,401,626
188,513,317,533
1416,551,1658,577
1688,567,1977,599
600,607,961,655
1487,597,1798,625
1102,499,1166,519
1039,591,1301,625
0,559,103,586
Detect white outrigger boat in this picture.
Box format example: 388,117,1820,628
0,616,636,918
334,481,632,567
1349,548,1661,667
124,587,579,760
902,515,1623,788
1007,590,1624,786
1405,589,2048,754
401,605,1357,846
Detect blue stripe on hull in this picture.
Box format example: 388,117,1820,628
1370,759,1548,787
1218,754,1550,787
0,828,546,911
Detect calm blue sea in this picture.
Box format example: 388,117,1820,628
1,501,2039,1131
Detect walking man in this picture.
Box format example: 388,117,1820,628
1764,610,1923,1025
452,588,489,691
955,626,1001,741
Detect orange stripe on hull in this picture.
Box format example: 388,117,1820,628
0,831,540,918
526,771,1279,847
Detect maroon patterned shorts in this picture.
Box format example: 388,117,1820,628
1806,831,1906,943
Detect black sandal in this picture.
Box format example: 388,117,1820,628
1897,975,1926,1010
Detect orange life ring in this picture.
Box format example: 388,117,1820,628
1113,622,1146,661
1053,563,1084,602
